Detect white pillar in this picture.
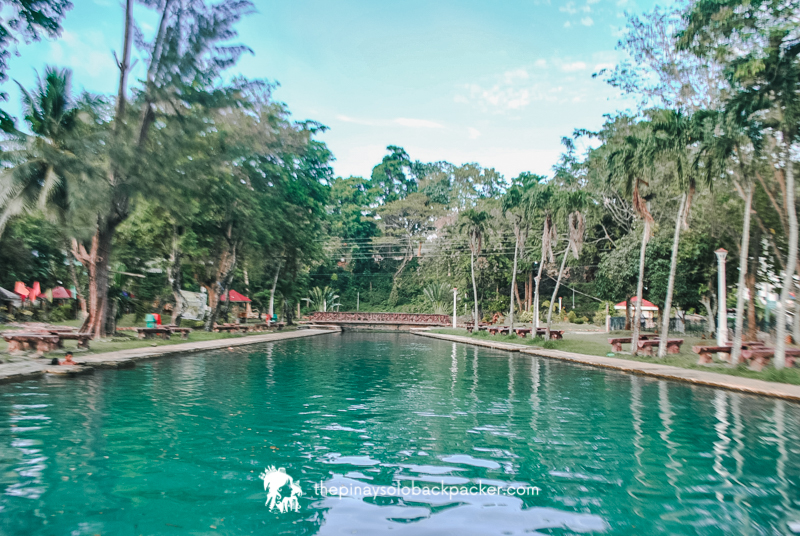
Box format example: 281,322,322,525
715,248,728,346
453,288,457,328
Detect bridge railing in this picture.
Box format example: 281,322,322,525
308,312,450,325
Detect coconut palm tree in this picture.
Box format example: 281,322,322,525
502,173,541,330
457,209,490,330
0,66,81,232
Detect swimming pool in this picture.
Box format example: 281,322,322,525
1,332,798,534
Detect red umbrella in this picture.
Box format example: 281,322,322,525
220,289,251,302
51,286,72,299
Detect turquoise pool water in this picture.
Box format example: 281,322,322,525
1,332,799,535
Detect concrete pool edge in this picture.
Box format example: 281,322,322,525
413,330,800,403
0,328,338,385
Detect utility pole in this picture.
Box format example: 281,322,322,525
357,291,359,311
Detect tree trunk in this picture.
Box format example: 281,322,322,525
775,147,797,369
67,250,87,320
509,230,519,330
169,227,184,326
545,250,569,340
527,270,533,311
631,221,649,356
625,298,631,330
533,250,545,329
470,250,479,330
203,243,237,331
72,223,116,338
745,271,758,341
731,184,753,365
658,193,687,358
269,260,282,321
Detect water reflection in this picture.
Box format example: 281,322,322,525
0,333,798,535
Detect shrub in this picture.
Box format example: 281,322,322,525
517,310,533,323
49,304,74,322
567,310,578,323
542,340,558,349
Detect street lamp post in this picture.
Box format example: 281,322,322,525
715,248,728,347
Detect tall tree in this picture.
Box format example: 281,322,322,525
458,209,489,330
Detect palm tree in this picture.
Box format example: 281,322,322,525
530,185,555,329
695,108,762,364
0,66,81,232
502,173,540,330
458,209,489,330
649,109,703,358
607,127,656,356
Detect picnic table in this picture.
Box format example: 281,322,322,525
2,332,60,355
136,327,172,340
636,338,684,356
535,328,564,340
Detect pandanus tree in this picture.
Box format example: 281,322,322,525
545,191,588,340
607,126,656,355
530,184,556,328
457,209,490,330
502,173,542,330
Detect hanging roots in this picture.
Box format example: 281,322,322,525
542,215,557,264
568,211,585,259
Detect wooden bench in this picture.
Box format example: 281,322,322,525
607,335,654,352
136,327,172,340
512,327,532,338
487,326,510,335
54,332,92,349
2,332,60,355
637,338,684,356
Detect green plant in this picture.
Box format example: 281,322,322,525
423,282,451,315
303,286,341,312
567,310,578,323
517,310,534,323
49,304,73,322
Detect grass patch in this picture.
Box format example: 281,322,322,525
428,328,800,386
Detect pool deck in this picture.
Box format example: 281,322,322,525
0,328,337,385
413,331,800,403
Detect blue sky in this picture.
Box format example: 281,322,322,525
5,0,667,180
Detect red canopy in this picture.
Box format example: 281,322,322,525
51,286,72,299
615,297,657,309
220,289,251,302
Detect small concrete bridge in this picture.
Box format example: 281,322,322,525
306,312,450,331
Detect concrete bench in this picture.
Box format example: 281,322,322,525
165,326,192,339
136,327,172,340
637,338,684,356
536,328,564,340
213,325,243,333
692,342,768,365
512,327,532,338
55,332,92,349
741,348,800,371
2,332,60,355
607,335,654,352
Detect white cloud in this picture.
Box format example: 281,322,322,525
504,68,529,82
593,62,615,72
468,127,481,139
336,115,378,126
587,0,601,4
466,82,531,110
564,21,572,28
581,4,592,12
48,31,116,80
561,61,587,72
581,17,594,26
534,59,547,68
559,2,578,14
394,118,444,128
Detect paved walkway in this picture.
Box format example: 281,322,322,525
414,331,800,403
0,328,335,384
